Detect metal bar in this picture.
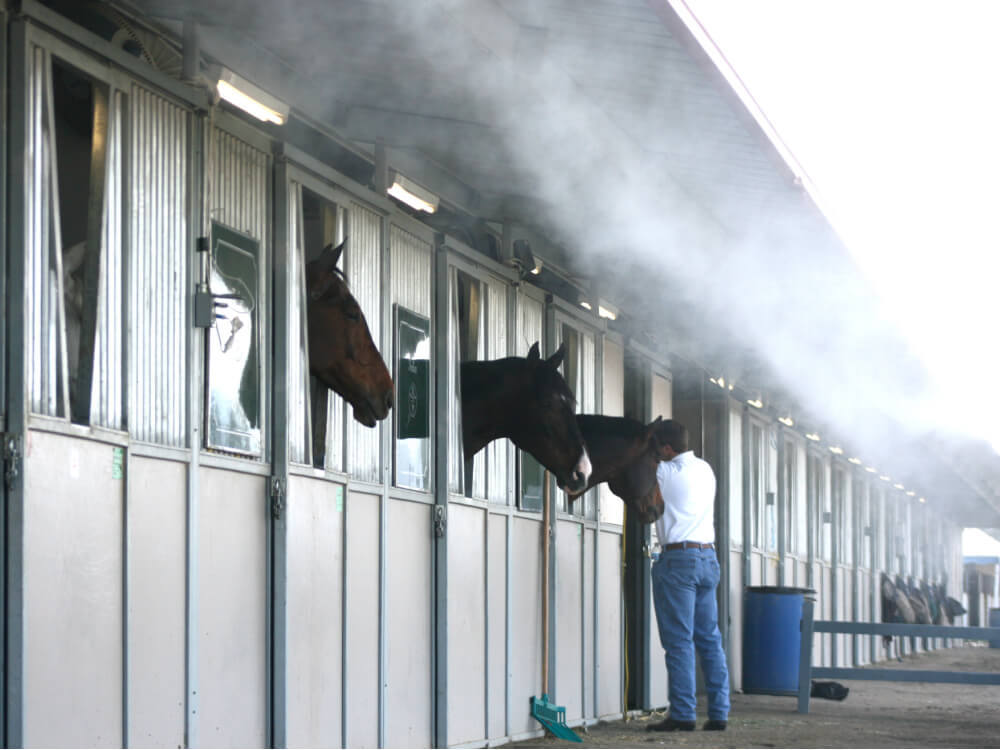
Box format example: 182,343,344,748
812,667,1000,685
797,597,815,714
432,235,450,748
717,393,731,671
0,10,8,737
184,105,205,750
544,303,558,702
741,407,751,589
4,17,29,747
811,621,1000,640
270,153,291,748
777,427,786,587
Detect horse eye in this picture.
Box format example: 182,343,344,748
343,304,361,321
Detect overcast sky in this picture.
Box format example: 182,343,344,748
681,0,1000,553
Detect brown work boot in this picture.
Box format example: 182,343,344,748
647,716,696,732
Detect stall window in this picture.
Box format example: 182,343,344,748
783,439,796,555
28,53,124,428
205,222,262,455
299,186,347,470
808,453,828,562
750,423,765,548
394,305,430,490
516,294,545,512
454,270,485,497
557,321,597,520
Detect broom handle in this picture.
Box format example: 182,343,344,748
542,470,550,696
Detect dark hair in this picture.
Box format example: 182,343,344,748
654,419,689,453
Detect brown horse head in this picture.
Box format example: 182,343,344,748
460,342,591,494
570,415,665,524
306,239,393,427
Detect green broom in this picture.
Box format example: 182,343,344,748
531,472,582,742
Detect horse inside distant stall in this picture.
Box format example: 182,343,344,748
306,239,394,427
460,342,592,494
566,414,665,524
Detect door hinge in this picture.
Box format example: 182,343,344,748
2,433,23,492
270,476,287,520
433,505,447,538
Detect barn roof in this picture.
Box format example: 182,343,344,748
96,0,1000,527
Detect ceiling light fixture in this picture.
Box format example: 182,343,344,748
893,483,904,490
747,398,763,409
805,432,821,442
848,457,862,465
579,300,593,311
598,301,618,320
829,445,844,455
387,172,439,213
211,65,289,125
778,416,794,427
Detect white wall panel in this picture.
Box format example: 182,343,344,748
598,339,625,524
386,499,432,748
24,431,123,747
596,530,622,717
128,455,186,748
583,528,597,718
510,517,543,736
287,475,344,748
555,520,584,722
448,503,486,745
197,468,267,747
487,514,508,740
345,491,380,748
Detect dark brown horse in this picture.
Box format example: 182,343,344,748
566,414,665,524
306,239,393,427
460,342,592,494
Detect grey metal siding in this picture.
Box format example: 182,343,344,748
486,280,509,503
91,88,125,429
286,181,310,464
128,84,188,445
344,202,382,480
26,45,65,417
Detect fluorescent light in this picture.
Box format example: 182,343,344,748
879,475,891,482
746,398,763,409
829,446,844,455
919,497,926,503
906,490,916,496
212,66,288,125
387,173,439,213
865,466,877,473
893,483,904,490
848,457,862,465
598,300,619,320
579,300,593,311
778,416,794,427
530,261,543,275
805,432,821,442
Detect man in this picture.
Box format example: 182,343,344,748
647,419,729,732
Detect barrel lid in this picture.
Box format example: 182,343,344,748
745,586,816,595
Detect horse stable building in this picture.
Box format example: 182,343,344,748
3,0,999,747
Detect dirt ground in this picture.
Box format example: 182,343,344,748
502,645,1000,748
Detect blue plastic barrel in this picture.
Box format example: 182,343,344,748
742,586,816,695
989,608,1000,649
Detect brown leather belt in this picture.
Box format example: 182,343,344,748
663,541,715,550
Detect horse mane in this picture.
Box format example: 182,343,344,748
577,414,646,439
461,355,576,406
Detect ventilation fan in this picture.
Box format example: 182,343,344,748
61,1,184,79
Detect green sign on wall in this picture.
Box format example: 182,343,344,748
395,305,430,490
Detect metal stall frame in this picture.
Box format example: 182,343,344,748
0,6,7,740
440,237,523,746
273,143,395,748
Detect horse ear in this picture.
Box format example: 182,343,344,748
644,415,664,442
318,238,347,272
546,342,566,369
527,342,541,361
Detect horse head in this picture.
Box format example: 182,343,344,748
460,341,591,494
570,415,664,524
306,239,394,427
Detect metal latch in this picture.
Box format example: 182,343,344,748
433,505,447,538
2,433,22,492
270,476,287,520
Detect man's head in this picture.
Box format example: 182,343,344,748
653,419,689,460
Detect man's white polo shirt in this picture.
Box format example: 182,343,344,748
654,450,716,546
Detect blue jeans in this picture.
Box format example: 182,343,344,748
651,547,730,721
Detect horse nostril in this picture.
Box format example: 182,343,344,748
384,392,394,411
